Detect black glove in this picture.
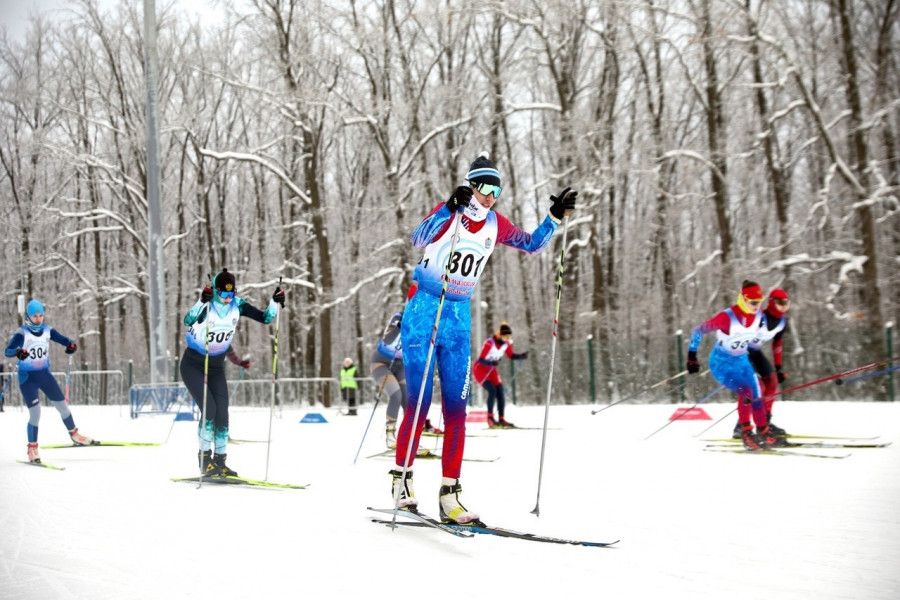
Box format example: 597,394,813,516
686,350,700,374
513,351,528,360
446,186,473,212
273,287,285,307
200,286,213,303
549,187,578,220
16,348,29,360
65,342,77,355
776,366,787,384
240,359,251,369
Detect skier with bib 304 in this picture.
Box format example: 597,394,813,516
686,281,785,450
180,269,284,477
392,152,577,524
4,299,94,463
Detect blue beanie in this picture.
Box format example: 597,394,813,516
466,152,501,187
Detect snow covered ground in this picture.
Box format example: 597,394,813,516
1,398,898,600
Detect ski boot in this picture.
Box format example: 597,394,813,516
766,413,787,436
732,421,743,439
198,450,222,477
439,479,480,524
740,427,764,451
497,417,516,429
424,419,443,435
758,426,787,448
27,442,41,464
214,453,238,477
385,422,397,450
389,469,417,509
69,428,95,446
486,414,498,428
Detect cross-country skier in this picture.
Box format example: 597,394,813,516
180,269,283,477
472,322,528,429
731,288,792,438
392,152,577,524
4,299,94,463
371,282,418,449
686,280,785,450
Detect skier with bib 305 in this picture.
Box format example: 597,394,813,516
472,322,528,429
180,269,284,477
4,299,94,464
392,152,577,524
686,281,785,450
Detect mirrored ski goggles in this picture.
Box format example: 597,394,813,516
745,299,763,306
474,183,502,198
772,298,790,307
218,291,235,300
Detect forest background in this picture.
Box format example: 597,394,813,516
1,0,897,405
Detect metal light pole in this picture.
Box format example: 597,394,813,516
144,0,168,384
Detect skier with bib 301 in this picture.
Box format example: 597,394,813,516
180,269,284,477
392,152,577,524
686,281,784,450
4,299,94,464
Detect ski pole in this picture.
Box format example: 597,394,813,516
693,357,900,438
643,385,725,440
834,364,900,385
392,210,463,525
64,354,73,404
591,369,703,415
532,214,569,518
265,276,283,482
353,355,399,465
772,356,899,398
693,404,739,438
197,295,212,489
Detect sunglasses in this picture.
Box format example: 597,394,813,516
772,298,790,306
746,298,763,306
474,183,502,198
218,291,235,300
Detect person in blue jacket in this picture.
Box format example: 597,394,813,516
4,299,94,463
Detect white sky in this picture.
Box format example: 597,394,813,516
0,0,225,42
1,399,898,599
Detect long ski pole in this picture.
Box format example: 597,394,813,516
353,355,399,465
643,385,725,440
64,354,73,404
531,215,569,518
197,295,212,489
773,356,899,398
391,210,463,525
835,364,900,385
693,356,900,438
590,369,703,415
265,276,283,482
